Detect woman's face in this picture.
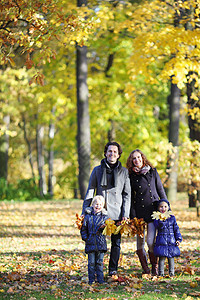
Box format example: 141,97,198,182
132,151,143,168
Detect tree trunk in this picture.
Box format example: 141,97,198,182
21,114,35,180
76,0,90,200
166,82,180,202
76,43,91,199
0,115,10,180
36,116,47,197
186,76,200,208
48,107,55,198
108,119,116,142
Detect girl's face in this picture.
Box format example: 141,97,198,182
132,151,143,168
93,199,104,214
158,201,169,213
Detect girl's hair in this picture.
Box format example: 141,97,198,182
126,149,154,174
92,195,105,207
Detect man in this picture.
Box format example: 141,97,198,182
82,141,131,276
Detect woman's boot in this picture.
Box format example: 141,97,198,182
148,251,158,276
136,249,150,274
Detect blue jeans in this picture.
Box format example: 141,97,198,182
88,252,105,284
109,232,121,274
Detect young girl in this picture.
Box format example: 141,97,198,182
153,199,182,277
81,195,108,284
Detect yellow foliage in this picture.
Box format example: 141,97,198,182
102,219,117,236
152,211,173,221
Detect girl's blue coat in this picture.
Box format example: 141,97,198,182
81,207,108,254
154,215,182,258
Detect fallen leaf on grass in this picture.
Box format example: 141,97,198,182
189,281,198,288
7,287,14,293
189,291,200,296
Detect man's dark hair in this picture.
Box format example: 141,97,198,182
104,141,122,159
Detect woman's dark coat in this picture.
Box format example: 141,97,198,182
154,215,182,258
81,207,108,254
129,168,167,223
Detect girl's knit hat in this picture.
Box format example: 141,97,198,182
157,199,171,210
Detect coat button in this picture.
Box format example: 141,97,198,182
141,193,143,195
139,186,141,188
142,205,144,207
142,199,144,201
149,190,151,192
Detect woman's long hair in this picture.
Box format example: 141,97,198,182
126,149,154,174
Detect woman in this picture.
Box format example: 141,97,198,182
126,149,167,275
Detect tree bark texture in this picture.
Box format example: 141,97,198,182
76,40,91,199
187,76,200,208
21,114,35,180
167,82,180,202
0,115,10,180
48,107,55,197
36,119,47,197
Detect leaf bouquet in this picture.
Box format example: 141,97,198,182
102,219,117,235
151,211,173,221
132,217,146,238
74,213,84,230
114,219,136,237
102,218,146,238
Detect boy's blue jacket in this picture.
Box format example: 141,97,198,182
154,215,182,258
81,207,108,254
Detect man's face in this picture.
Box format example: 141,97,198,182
105,145,119,164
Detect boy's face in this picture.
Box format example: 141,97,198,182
93,199,104,214
158,201,169,213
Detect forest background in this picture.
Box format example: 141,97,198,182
0,0,200,208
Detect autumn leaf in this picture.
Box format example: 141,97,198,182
74,213,84,230
102,219,117,236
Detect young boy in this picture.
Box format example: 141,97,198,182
81,195,108,284
153,199,182,277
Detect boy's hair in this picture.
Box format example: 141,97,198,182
92,195,105,207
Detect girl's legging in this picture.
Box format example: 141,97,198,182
158,256,174,276
137,222,156,253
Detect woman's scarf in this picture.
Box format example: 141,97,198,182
132,165,150,175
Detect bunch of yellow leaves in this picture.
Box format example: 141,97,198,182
74,213,84,230
151,211,173,221
102,219,117,236
113,218,145,238
114,219,133,237
133,217,146,238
